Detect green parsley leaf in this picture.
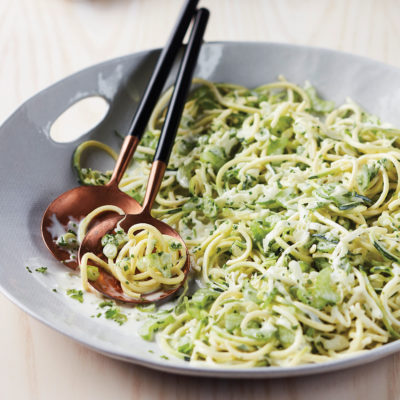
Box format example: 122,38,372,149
67,289,84,303
104,308,128,325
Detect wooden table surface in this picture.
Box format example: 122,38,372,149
2,0,400,398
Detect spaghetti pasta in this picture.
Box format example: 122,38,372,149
68,77,400,367
80,219,187,299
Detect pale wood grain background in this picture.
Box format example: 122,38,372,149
2,0,400,399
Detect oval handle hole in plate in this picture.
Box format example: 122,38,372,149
50,96,110,143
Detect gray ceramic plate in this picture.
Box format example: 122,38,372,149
2,42,400,378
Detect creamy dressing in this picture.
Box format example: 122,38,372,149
47,213,67,239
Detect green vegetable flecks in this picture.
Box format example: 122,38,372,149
191,85,219,110
242,280,263,304
202,197,219,219
257,188,296,210
179,288,220,321
169,241,183,251
277,326,295,347
296,267,339,309
177,336,194,354
311,267,339,308
67,289,84,303
137,252,173,278
315,185,372,211
267,137,288,155
200,146,227,169
242,319,276,341
104,308,128,325
270,116,293,135
87,266,100,281
357,163,379,191
361,270,400,339
371,234,400,263
99,300,114,308
250,220,268,242
177,162,197,189
305,85,335,113
191,288,220,308
224,312,244,332
139,313,175,340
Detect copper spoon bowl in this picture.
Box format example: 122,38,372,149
41,0,200,269
78,8,209,303
41,136,142,269
79,163,190,303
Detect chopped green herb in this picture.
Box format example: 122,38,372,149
104,308,128,325
67,289,84,303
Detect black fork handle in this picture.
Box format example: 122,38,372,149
127,0,199,139
153,8,209,163
140,8,209,213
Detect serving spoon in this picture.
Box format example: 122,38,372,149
79,8,209,303
41,0,200,269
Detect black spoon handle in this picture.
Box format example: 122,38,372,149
154,8,209,163
108,0,199,186
127,0,199,139
141,8,209,213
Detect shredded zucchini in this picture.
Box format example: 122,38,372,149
70,77,400,367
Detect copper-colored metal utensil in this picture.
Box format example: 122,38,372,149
41,0,200,269
79,8,210,303
79,162,191,303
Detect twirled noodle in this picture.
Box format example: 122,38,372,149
57,205,187,299
79,218,187,299
70,77,400,367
